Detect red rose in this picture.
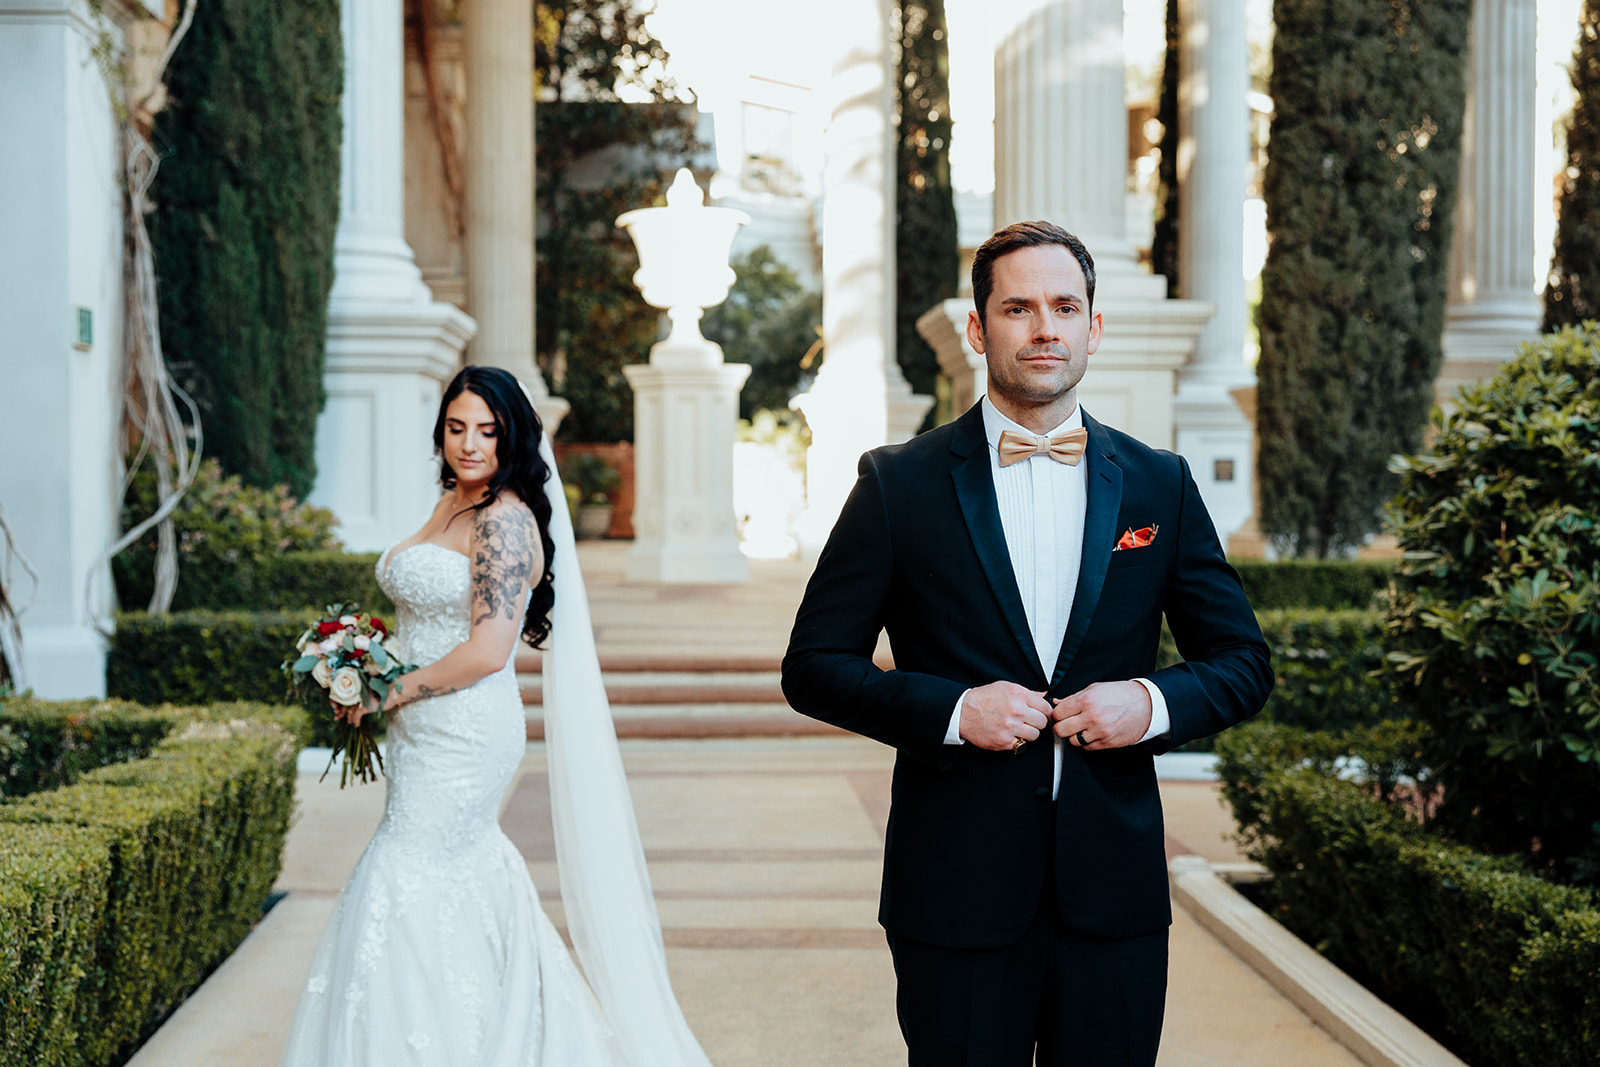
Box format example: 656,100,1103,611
317,620,342,635
370,617,388,635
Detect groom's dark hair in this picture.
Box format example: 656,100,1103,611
971,221,1096,328
434,366,558,648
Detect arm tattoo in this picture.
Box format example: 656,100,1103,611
471,504,536,627
410,682,462,702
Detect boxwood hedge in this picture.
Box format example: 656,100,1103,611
0,698,304,1067
1216,720,1600,1066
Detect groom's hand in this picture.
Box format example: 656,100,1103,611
1051,681,1152,750
959,681,1053,751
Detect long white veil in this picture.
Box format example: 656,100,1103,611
537,433,714,1067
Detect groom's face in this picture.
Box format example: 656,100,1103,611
967,243,1102,420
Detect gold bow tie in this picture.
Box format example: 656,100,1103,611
997,427,1088,467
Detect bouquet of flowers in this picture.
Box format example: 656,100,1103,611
283,604,415,787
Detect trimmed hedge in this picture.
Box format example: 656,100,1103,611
1229,559,1393,610
107,612,318,709
1162,608,1398,750
0,699,302,1067
1216,720,1600,1066
118,548,391,617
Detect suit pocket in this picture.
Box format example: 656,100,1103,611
1106,549,1161,572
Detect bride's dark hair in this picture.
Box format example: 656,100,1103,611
433,366,557,648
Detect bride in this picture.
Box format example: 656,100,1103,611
281,366,712,1066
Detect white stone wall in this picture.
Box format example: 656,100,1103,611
0,0,138,697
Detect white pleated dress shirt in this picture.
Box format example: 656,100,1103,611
944,396,1171,799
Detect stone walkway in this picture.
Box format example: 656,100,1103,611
127,542,1365,1066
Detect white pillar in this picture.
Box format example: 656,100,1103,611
0,0,146,697
462,0,567,434
1173,0,1254,543
793,0,931,549
1439,0,1540,403
991,0,1210,451
313,0,476,552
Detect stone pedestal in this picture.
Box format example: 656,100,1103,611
0,0,155,696
313,0,475,551
1439,0,1539,405
623,345,751,584
794,0,931,551
992,0,1210,451
1173,0,1255,541
462,0,567,434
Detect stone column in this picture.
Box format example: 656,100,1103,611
1439,0,1540,404
793,0,931,550
462,0,567,434
312,0,476,552
0,0,153,697
1173,0,1255,542
988,0,1210,452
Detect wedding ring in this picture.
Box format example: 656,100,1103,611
1012,737,1027,754
1075,730,1088,748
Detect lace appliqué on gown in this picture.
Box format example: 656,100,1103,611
280,543,619,1066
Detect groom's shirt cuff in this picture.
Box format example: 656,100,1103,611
1134,678,1171,742
944,691,968,745
947,681,1167,747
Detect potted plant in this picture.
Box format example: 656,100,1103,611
559,453,622,540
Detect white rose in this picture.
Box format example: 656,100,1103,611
328,666,364,706
353,634,371,651
311,657,333,688
296,633,312,652
319,636,340,655
339,615,358,627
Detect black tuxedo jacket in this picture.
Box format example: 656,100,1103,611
782,404,1272,950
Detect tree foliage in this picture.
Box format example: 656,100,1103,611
1255,0,1470,556
150,0,342,500
895,0,959,423
701,247,822,419
1544,0,1600,331
1387,325,1600,888
535,0,700,443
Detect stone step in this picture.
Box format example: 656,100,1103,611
518,671,786,707
514,651,781,674
522,703,843,741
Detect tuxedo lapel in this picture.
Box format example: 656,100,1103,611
1050,413,1123,689
948,407,1047,682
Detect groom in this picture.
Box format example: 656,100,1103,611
782,221,1272,1065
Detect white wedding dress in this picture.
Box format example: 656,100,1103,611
281,438,712,1067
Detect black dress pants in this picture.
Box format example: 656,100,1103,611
886,860,1168,1067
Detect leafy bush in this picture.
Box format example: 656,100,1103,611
1388,324,1600,886
1215,720,1600,1066
1229,559,1393,610
114,460,340,613
558,452,622,505
0,699,300,1067
106,612,373,748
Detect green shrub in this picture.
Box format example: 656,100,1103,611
114,460,341,613
1388,324,1600,886
700,247,823,420
0,825,111,1067
1164,608,1399,750
251,551,392,615
1544,0,1600,330
0,701,299,1067
105,613,367,749
1215,720,1600,1066
1230,559,1394,610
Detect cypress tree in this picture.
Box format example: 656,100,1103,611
895,0,960,423
150,0,342,501
1149,0,1181,296
1544,0,1600,331
1256,0,1470,557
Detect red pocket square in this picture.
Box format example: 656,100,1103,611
1114,524,1158,551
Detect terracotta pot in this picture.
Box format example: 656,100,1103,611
553,442,635,538
574,503,615,541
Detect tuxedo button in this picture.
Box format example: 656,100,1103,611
1034,786,1051,800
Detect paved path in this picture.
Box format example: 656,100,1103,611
128,542,1363,1065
